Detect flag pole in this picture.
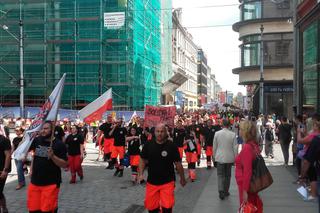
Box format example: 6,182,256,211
50,74,66,148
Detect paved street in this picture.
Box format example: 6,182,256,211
4,143,318,213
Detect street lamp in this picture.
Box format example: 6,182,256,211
0,1,24,118
259,24,264,115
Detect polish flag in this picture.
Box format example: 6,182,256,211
79,88,113,124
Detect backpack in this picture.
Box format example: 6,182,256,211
265,129,274,141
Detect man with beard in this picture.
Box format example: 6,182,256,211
27,121,68,213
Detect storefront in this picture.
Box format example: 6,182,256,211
295,0,320,114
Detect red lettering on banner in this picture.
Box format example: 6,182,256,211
144,105,176,128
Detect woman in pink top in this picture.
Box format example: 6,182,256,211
235,120,263,213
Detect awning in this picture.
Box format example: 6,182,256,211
162,70,188,94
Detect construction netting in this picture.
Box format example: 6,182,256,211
0,0,164,111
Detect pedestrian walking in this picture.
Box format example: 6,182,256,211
109,118,127,177
27,121,68,213
184,129,198,182
98,115,114,164
126,127,142,184
235,120,263,213
264,122,274,158
65,125,84,184
0,129,11,213
12,127,26,190
278,117,292,166
172,120,186,160
212,119,238,200
202,119,221,169
139,124,186,213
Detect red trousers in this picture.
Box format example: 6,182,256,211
68,155,83,182
28,183,59,212
178,147,184,159
104,138,114,154
145,181,175,210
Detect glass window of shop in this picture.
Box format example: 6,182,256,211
302,20,319,108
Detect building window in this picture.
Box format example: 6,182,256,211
243,43,260,66
241,1,262,21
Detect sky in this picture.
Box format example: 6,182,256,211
172,0,246,95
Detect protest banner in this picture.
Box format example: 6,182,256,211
144,105,176,128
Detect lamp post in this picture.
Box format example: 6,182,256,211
259,24,264,115
1,1,24,117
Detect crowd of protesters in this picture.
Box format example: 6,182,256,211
0,108,318,212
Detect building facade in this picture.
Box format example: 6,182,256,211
232,0,294,118
172,9,198,112
0,0,163,111
294,0,320,114
197,48,210,106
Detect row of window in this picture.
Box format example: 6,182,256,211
240,0,291,22
240,33,293,67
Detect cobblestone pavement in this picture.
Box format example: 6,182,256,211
4,143,318,213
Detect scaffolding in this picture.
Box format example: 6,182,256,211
0,0,162,111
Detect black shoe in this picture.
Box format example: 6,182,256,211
207,166,212,170
118,171,123,177
197,161,200,166
106,164,114,170
79,175,84,181
219,191,225,200
113,170,120,176
225,192,230,197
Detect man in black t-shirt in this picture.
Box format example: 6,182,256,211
65,125,85,184
27,121,68,213
189,120,203,166
54,123,65,142
202,120,221,169
139,124,186,213
0,133,11,213
109,118,127,177
98,115,114,164
173,120,186,160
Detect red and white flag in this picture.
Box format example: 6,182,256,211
13,73,66,160
79,88,112,124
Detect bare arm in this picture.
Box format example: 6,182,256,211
174,161,187,187
0,150,11,179
48,148,68,168
138,158,148,182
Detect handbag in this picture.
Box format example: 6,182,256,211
249,143,273,193
238,201,257,213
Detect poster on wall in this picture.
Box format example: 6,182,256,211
104,12,125,29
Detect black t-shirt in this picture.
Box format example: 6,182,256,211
141,140,181,185
78,126,88,138
304,135,320,177
203,125,221,147
189,124,202,139
136,127,149,145
113,127,127,146
184,135,197,153
278,123,292,142
54,126,65,141
173,128,186,147
128,138,140,155
99,123,113,139
65,134,84,156
12,136,23,151
0,135,11,171
30,136,67,186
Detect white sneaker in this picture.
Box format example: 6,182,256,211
304,195,317,202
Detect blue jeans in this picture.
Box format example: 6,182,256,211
15,159,25,185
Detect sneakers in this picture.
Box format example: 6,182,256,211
15,184,25,190
304,195,317,202
105,164,114,170
219,191,225,200
117,171,123,177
